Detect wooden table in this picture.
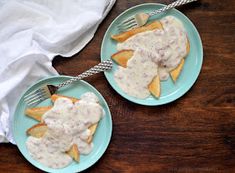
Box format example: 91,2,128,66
1,0,234,172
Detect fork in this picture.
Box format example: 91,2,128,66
24,59,113,107
118,0,197,32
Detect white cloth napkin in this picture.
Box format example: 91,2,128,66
0,0,115,144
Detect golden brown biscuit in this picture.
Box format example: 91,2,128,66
148,76,161,98
111,50,134,67
111,21,163,42
51,94,79,103
67,144,80,162
26,123,48,138
87,123,98,144
25,106,52,122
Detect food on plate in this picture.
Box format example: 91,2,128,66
170,59,185,82
111,50,134,68
25,92,104,169
111,21,163,42
87,123,98,144
25,106,52,122
25,94,98,144
66,144,80,162
111,16,190,99
51,94,79,103
27,123,97,144
148,76,160,98
26,123,48,138
25,95,79,121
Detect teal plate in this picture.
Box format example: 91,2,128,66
13,76,112,173
101,3,203,106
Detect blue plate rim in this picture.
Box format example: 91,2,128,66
12,75,113,173
101,2,203,106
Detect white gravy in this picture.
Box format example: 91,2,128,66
26,92,104,169
114,16,188,99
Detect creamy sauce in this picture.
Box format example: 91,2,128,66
26,92,104,169
114,16,188,99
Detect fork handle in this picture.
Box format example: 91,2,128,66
56,59,113,88
148,0,197,17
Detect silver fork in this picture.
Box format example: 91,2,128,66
118,0,197,32
24,59,113,107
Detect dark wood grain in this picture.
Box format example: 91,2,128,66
1,0,235,172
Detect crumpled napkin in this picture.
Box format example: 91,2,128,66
0,0,116,144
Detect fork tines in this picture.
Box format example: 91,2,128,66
24,85,51,107
117,16,138,31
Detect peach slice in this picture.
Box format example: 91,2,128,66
25,106,52,122
148,76,161,98
111,21,163,42
111,50,134,67
26,123,48,138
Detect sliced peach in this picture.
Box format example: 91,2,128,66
25,106,52,122
26,123,48,138
148,76,161,98
111,50,134,67
67,144,80,162
111,21,163,42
